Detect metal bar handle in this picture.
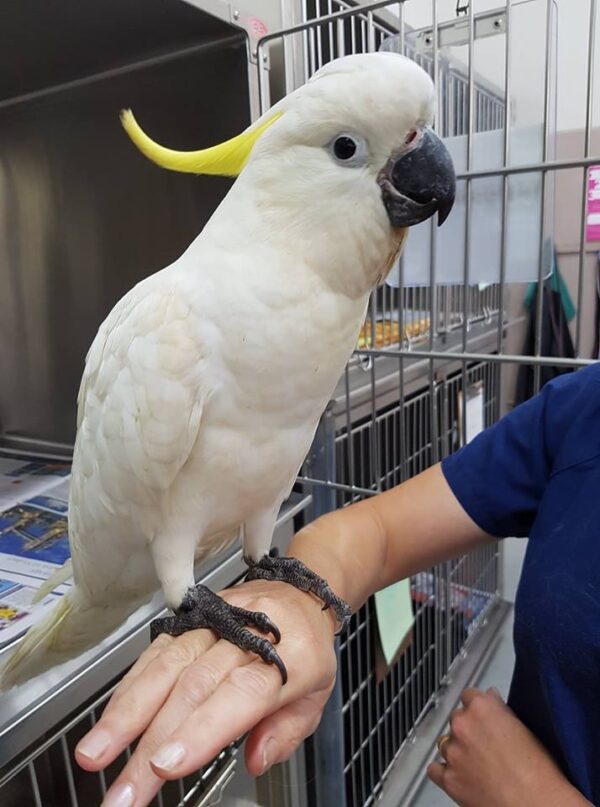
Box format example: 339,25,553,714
190,757,237,807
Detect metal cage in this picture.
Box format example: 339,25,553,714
1,681,242,807
2,1,600,806
332,361,501,807
254,0,599,805
259,0,507,348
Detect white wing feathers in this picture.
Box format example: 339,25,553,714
76,284,206,494
1,283,211,688
67,281,208,598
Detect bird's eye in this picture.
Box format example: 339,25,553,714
328,133,368,167
333,136,358,160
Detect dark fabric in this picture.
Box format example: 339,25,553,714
516,283,575,405
442,363,600,803
593,255,600,360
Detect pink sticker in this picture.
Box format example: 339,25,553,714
586,165,600,242
248,16,268,39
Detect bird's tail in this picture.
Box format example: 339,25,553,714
0,587,139,690
31,558,73,604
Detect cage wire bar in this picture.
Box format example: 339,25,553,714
255,1,600,806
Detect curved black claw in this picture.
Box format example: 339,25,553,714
323,599,353,635
236,629,288,685
230,606,281,644
269,648,288,685
246,554,352,636
150,584,287,684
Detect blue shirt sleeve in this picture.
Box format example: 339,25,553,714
441,365,600,538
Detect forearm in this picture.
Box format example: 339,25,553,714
542,781,594,807
288,463,491,610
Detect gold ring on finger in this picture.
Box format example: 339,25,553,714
436,733,452,760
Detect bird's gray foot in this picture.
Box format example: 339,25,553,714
245,548,352,634
150,583,287,684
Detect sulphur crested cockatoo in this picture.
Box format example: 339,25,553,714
1,52,455,689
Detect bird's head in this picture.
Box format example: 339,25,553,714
121,52,455,291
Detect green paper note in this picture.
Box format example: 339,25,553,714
374,578,414,667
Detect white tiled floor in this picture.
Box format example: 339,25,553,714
410,611,516,807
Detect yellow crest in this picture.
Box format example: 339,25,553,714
120,110,282,177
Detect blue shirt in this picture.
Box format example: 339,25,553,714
442,362,600,804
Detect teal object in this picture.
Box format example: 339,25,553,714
523,249,576,322
374,579,414,667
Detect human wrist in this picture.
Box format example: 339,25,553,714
538,781,592,807
522,766,591,807
287,517,358,608
268,577,339,638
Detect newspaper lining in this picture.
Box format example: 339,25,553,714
0,457,73,647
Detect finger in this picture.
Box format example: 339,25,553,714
427,761,447,790
76,629,217,770
244,693,329,776
115,633,174,694
487,686,505,703
449,705,463,734
148,657,293,779
99,639,254,807
460,687,483,708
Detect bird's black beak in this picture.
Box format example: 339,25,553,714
378,128,456,228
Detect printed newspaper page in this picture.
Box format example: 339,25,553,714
0,458,73,646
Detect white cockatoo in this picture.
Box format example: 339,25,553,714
1,52,454,689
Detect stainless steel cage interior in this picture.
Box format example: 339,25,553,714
1,1,600,807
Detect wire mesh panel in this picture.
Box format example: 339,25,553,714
253,4,519,804
329,360,500,807
255,7,600,804
379,19,507,338
0,678,241,807
264,0,506,346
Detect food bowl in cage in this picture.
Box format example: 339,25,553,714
357,313,432,351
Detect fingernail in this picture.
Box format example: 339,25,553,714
101,782,135,807
488,686,503,701
261,738,279,773
150,742,186,771
77,729,111,761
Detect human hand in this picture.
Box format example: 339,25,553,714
428,688,587,807
75,580,338,807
